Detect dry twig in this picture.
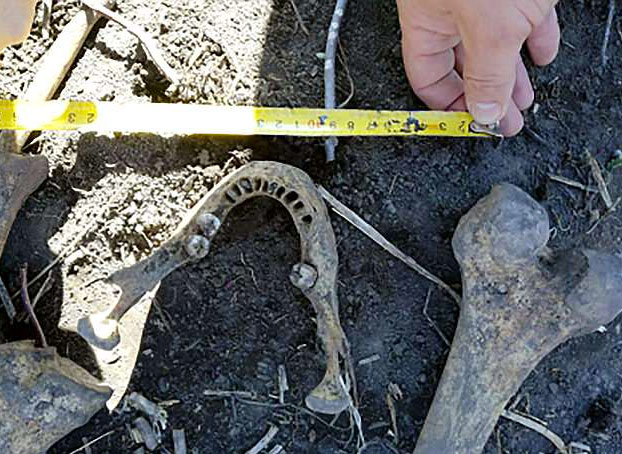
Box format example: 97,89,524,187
0,276,16,321
288,0,310,36
17,272,53,323
42,0,53,38
324,0,349,162
82,0,180,84
587,196,622,234
245,426,278,454
318,186,461,304
602,0,616,68
19,265,47,348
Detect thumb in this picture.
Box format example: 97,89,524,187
461,20,529,125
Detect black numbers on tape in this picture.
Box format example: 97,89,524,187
65,110,96,125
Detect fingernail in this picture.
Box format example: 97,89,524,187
471,102,502,124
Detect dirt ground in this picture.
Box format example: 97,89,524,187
2,0,622,453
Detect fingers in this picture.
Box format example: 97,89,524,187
400,11,465,110
0,0,37,48
402,42,465,109
512,58,534,110
457,7,532,125
527,8,560,66
500,101,524,136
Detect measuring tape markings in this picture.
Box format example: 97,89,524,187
0,99,491,138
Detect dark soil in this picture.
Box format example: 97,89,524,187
1,0,622,453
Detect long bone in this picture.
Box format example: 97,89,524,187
413,184,622,454
77,161,351,414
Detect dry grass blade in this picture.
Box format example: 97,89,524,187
318,186,461,305
288,0,310,36
548,174,598,194
245,426,278,454
602,0,616,68
423,288,451,347
204,390,257,399
386,383,402,445
501,409,569,454
586,151,613,209
67,430,115,454
20,265,47,348
82,0,180,84
0,276,16,320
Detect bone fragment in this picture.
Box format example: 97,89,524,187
130,416,160,451
173,429,187,454
0,341,110,454
77,162,352,414
126,392,168,431
413,184,622,454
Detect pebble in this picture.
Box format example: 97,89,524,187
548,382,560,394
417,373,427,384
158,377,170,394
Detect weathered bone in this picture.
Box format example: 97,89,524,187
0,341,111,454
78,161,351,414
413,184,622,454
0,150,48,256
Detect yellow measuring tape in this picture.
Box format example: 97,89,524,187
0,100,495,138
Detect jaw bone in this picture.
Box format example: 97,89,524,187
77,161,352,414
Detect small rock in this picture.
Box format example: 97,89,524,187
548,382,560,394
417,373,427,384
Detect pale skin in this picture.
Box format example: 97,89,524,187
2,0,560,137
0,0,37,51
397,0,561,136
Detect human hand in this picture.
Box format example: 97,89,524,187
397,0,560,136
0,0,38,51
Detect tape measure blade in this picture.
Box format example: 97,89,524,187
0,100,487,138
